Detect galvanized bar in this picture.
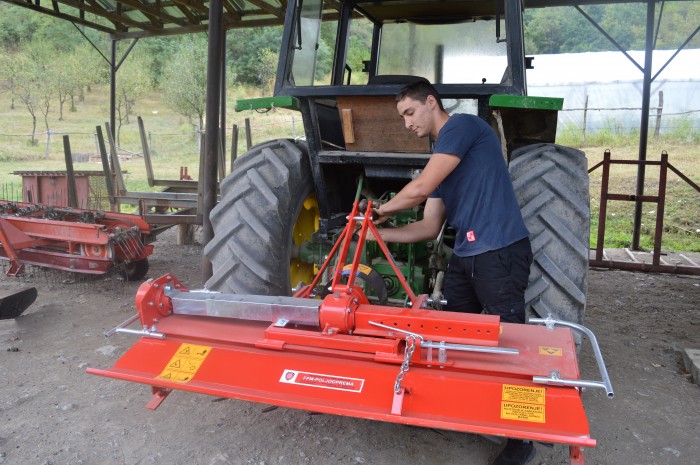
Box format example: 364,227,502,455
166,288,321,327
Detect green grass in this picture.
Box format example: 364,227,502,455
585,144,700,252
1,87,698,252
0,84,300,190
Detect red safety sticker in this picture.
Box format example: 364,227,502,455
280,369,364,393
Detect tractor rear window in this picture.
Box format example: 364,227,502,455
377,20,508,85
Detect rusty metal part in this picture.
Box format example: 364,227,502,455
0,201,153,277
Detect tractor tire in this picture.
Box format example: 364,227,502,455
204,139,314,296
509,143,590,326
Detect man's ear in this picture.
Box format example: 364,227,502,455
426,95,437,109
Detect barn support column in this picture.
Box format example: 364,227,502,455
103,37,139,141
220,26,227,180
631,0,656,250
201,0,224,281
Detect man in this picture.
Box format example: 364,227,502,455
370,79,535,465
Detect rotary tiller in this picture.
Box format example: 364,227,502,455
88,201,612,464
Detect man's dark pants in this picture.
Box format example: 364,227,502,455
442,237,533,323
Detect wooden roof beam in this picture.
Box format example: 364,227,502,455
245,0,283,18
5,0,117,33
114,0,189,26
54,0,156,30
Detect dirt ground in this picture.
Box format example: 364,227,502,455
1,228,699,465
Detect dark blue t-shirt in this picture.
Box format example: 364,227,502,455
430,114,529,257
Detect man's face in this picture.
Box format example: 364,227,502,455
397,96,434,139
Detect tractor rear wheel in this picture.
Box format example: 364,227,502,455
509,143,590,325
204,139,316,295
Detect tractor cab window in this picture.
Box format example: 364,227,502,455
377,19,508,85
291,0,335,86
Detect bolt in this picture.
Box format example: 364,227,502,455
149,301,154,306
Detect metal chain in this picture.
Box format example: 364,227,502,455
394,335,418,394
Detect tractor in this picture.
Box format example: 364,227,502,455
203,0,590,327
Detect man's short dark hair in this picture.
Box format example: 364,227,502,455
396,79,445,111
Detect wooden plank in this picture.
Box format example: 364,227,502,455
336,96,430,153
341,108,355,144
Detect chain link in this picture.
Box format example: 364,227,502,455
394,335,418,394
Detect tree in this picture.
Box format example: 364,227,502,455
257,48,278,94
0,50,22,109
160,35,208,130
115,53,151,144
12,53,40,145
228,26,283,85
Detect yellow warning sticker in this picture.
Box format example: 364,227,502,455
343,263,373,275
501,402,545,423
502,384,546,405
156,343,212,384
539,346,563,356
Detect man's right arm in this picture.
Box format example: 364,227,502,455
374,198,446,243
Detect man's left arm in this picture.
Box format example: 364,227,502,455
375,152,460,221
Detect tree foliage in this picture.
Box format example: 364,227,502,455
228,26,284,85
524,3,700,54
160,35,208,129
115,52,152,144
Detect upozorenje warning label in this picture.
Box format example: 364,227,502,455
501,384,545,404
500,384,546,423
501,402,545,423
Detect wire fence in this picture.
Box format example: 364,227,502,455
1,107,697,163
0,115,301,164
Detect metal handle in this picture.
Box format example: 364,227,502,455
529,316,614,398
104,313,165,340
104,313,139,337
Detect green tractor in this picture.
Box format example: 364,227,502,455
204,0,590,327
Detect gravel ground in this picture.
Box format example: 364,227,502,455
1,228,699,465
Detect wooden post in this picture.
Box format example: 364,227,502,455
95,126,116,207
582,95,589,146
138,117,156,187
245,118,253,150
62,135,78,208
652,152,669,266
654,91,663,142
230,124,239,171
595,150,611,261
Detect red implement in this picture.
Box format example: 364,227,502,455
0,201,153,278
88,201,612,464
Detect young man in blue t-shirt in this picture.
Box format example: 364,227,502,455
370,80,535,465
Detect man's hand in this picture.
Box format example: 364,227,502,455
358,199,391,225
372,204,391,225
